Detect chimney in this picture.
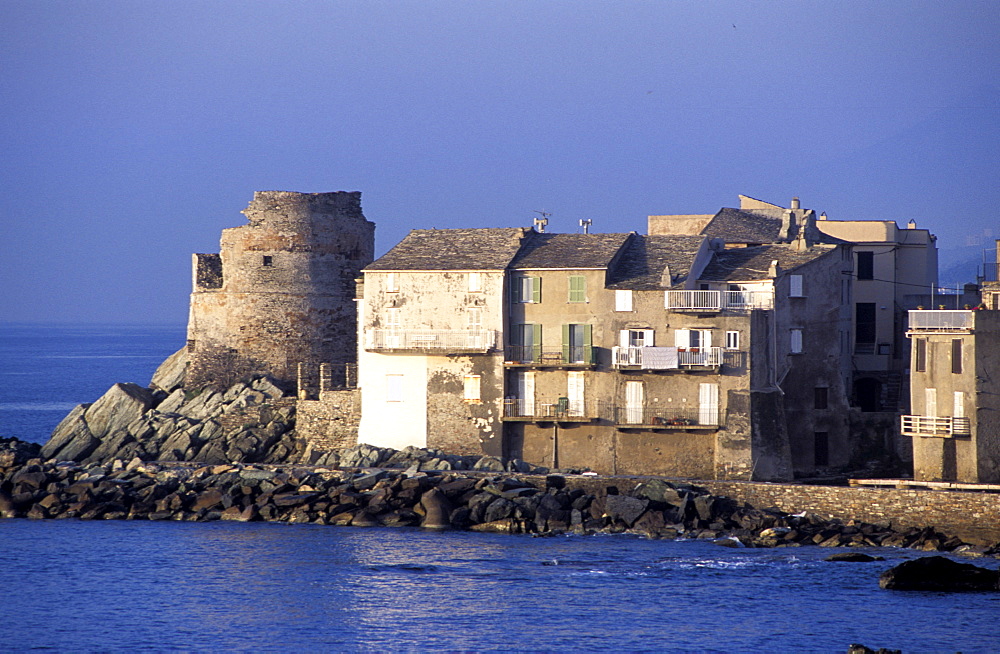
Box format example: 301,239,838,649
819,211,827,220
907,219,917,229
790,197,800,210
778,210,796,242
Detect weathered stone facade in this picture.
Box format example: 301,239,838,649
187,191,374,390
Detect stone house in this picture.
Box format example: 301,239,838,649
903,307,1000,483
356,224,854,481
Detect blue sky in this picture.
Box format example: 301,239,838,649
2,1,998,323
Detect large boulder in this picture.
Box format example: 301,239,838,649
41,404,98,461
879,556,1000,591
150,347,188,393
85,383,155,439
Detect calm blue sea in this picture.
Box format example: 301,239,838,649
1,324,999,653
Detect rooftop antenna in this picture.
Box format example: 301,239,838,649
579,219,592,234
533,210,550,233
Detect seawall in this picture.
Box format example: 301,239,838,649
698,480,1000,547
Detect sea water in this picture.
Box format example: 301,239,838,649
1,324,998,652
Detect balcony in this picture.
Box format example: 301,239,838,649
503,345,596,368
607,405,719,430
665,290,773,312
366,329,498,353
901,415,971,437
502,398,597,422
612,346,723,371
906,310,973,333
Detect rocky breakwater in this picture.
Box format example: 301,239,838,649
39,348,309,466
2,445,997,556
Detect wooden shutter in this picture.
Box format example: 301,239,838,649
583,324,593,363
699,383,719,425
790,274,803,297
531,276,541,303
674,329,690,348
569,275,586,302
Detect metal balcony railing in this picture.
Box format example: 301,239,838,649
901,415,972,437
606,404,719,428
665,290,773,311
502,398,596,420
611,346,723,369
906,310,973,332
366,329,498,352
504,345,595,366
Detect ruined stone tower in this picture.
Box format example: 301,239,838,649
186,191,375,390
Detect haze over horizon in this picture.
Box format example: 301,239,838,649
3,1,998,324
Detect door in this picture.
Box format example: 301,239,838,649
517,371,535,416
625,381,643,424
567,371,584,417
699,383,719,425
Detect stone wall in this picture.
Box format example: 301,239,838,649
296,390,362,451
698,479,1000,546
187,191,374,390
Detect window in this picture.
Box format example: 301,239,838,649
952,338,963,374
674,329,712,349
857,251,874,280
563,324,593,363
925,388,937,417
914,338,927,372
386,374,404,402
620,329,654,348
467,307,482,331
615,289,633,312
386,272,399,292
515,371,535,416
568,275,586,302
814,432,829,467
512,323,541,362
262,255,273,267
855,303,876,352
625,381,644,424
513,276,540,303
463,375,481,402
725,331,740,350
814,387,828,410
468,272,482,292
698,383,719,425
790,329,803,354
789,274,804,297
953,391,965,419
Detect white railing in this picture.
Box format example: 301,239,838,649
666,290,773,311
723,290,774,310
612,346,723,369
907,310,973,332
366,329,498,352
901,415,971,437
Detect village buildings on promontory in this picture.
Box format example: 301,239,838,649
180,190,1000,485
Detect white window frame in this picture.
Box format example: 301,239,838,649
789,274,804,298
953,391,964,418
464,374,481,402
620,329,654,348
468,272,482,293
790,328,803,354
467,307,482,331
698,383,719,425
725,331,740,350
675,329,712,349
615,289,633,312
386,374,404,402
386,272,399,293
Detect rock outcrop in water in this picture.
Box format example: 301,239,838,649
878,555,1000,591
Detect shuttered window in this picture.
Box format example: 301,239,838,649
615,289,633,312
952,338,963,374
568,275,587,303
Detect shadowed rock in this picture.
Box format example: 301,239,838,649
878,556,1000,591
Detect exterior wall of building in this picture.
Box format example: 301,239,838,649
357,269,507,454
647,214,715,236
908,310,1000,483
187,191,374,390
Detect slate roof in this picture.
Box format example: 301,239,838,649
509,232,631,270
364,228,529,271
699,208,783,244
606,235,706,290
699,244,838,282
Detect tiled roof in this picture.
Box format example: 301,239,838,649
606,235,706,290
364,228,529,271
509,232,631,270
699,244,838,282
700,208,783,243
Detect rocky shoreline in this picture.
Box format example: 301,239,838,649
2,438,997,557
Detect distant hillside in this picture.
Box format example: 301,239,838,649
938,244,995,288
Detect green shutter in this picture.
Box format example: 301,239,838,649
532,324,542,362
569,275,586,302
562,324,570,363
583,323,593,363
531,276,541,304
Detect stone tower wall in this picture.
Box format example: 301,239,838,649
187,191,375,390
